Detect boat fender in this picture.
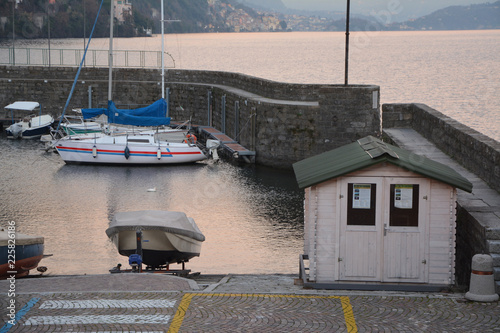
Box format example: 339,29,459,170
92,145,97,158
157,148,162,160
124,146,130,159
184,134,197,144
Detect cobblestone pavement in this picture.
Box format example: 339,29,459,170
1,274,499,332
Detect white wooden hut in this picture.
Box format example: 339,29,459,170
293,136,472,291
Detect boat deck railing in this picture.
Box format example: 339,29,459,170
0,47,175,68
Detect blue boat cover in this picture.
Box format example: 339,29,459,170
82,99,171,126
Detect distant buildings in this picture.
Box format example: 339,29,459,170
115,0,132,23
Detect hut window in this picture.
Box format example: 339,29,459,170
389,184,419,227
347,183,376,226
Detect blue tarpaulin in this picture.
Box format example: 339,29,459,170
82,99,171,127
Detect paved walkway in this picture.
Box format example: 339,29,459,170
1,274,499,332
384,128,500,210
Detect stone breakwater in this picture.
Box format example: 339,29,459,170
383,103,500,193
383,103,500,293
0,66,380,168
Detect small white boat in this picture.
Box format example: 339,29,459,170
4,101,54,139
60,115,102,135
105,210,205,267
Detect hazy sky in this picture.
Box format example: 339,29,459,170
281,0,491,20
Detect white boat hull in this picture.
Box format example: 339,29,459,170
54,134,206,164
6,114,54,139
106,211,205,267
109,229,202,266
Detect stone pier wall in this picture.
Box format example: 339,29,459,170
0,65,381,168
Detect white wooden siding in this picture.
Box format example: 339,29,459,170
385,231,422,279
315,179,338,282
428,180,456,284
342,230,379,279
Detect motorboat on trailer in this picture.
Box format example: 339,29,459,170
0,228,45,279
4,101,54,139
105,210,205,268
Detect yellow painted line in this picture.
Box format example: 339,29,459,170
168,293,357,333
167,294,194,333
340,296,358,333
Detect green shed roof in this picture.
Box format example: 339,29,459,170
293,136,473,192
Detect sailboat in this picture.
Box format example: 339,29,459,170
52,0,207,165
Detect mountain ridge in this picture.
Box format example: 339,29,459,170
0,0,498,40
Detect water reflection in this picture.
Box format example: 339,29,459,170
0,138,303,275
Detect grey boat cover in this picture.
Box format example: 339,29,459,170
0,229,44,247
106,210,205,242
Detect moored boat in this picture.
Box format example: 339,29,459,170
54,132,206,164
0,228,45,279
60,114,102,135
4,101,54,139
105,210,205,267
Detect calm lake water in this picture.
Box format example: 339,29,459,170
0,30,498,275
0,139,303,275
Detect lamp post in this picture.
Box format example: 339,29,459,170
344,0,350,86
9,0,16,65
47,0,51,67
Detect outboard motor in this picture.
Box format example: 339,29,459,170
128,254,142,272
8,123,23,139
129,229,143,272
206,139,221,161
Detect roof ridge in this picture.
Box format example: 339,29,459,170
357,136,399,159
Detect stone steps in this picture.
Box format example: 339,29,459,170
488,240,500,253
492,254,500,294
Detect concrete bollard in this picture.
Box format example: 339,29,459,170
465,254,499,302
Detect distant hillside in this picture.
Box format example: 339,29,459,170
0,0,498,40
236,0,286,12
389,1,500,30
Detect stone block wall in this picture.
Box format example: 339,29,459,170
167,82,380,167
0,66,381,168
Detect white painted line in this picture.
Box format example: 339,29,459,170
24,315,172,325
60,331,164,333
39,299,175,309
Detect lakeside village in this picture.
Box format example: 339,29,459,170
0,0,335,38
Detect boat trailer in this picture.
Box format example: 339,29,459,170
108,230,195,277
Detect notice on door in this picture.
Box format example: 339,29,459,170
394,184,413,209
353,184,371,209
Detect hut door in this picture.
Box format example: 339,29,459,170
382,178,429,283
339,178,429,283
339,179,383,281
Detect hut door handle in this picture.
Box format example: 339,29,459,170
384,223,389,236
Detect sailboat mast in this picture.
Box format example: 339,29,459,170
108,0,114,102
161,0,165,99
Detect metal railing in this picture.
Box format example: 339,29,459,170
0,47,175,68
